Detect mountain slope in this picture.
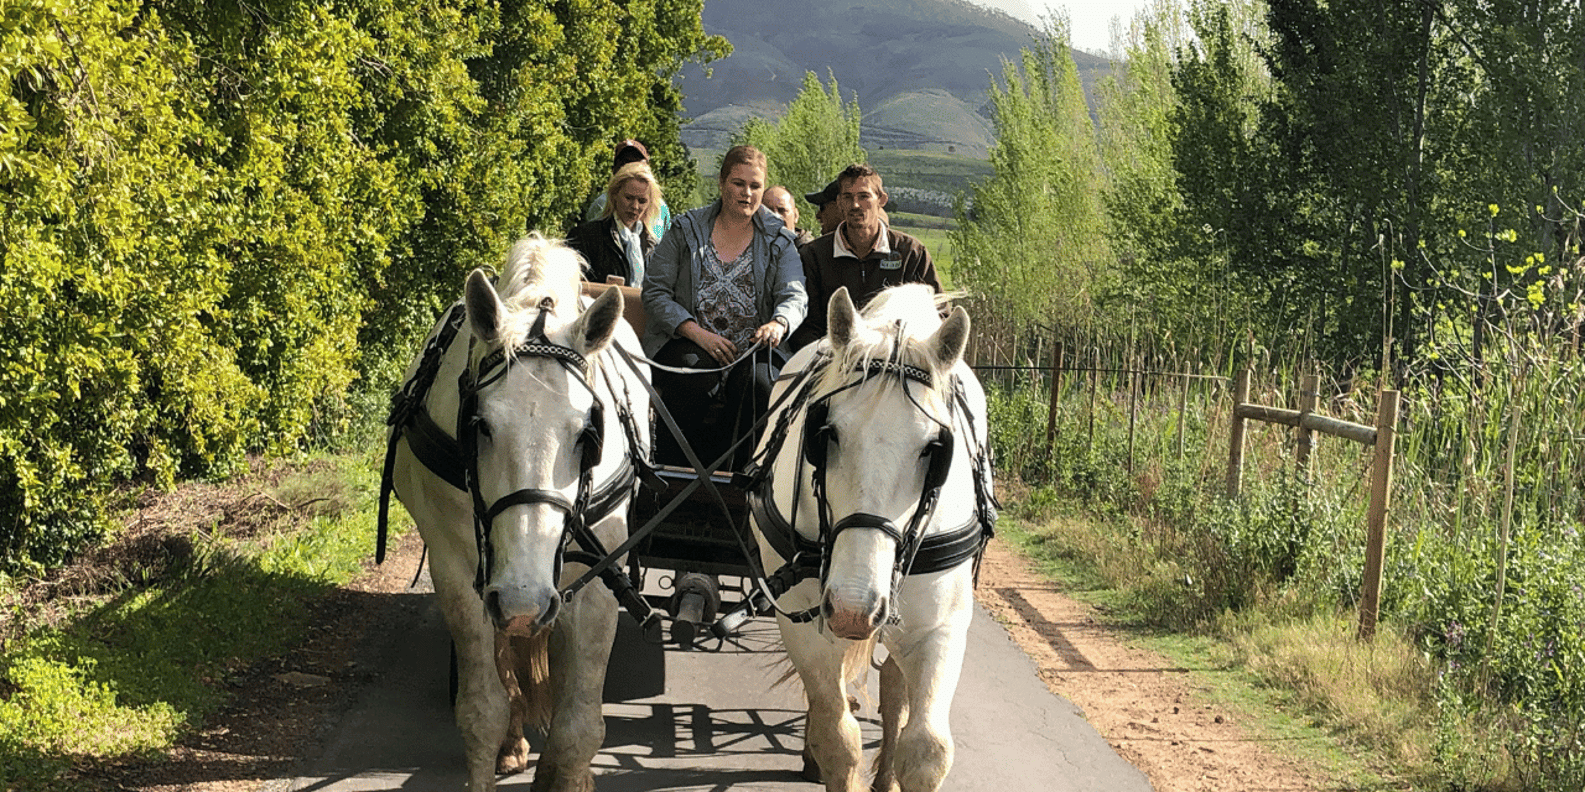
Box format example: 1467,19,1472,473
677,0,1112,155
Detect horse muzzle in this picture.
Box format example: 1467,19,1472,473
484,583,562,635
822,586,889,640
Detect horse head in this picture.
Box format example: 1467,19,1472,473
806,286,969,640
460,240,626,638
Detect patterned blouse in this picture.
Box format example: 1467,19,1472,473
695,243,758,351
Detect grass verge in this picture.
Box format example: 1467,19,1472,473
996,503,1467,791
0,451,395,791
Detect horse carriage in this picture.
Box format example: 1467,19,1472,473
378,235,997,792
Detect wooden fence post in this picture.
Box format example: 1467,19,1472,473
1176,373,1190,461
1127,360,1139,473
1227,369,1251,498
1296,372,1319,482
1044,340,1064,453
1357,389,1400,642
1087,345,1098,453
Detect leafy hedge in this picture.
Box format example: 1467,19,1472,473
0,0,725,574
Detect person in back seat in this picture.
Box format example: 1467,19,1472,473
641,145,807,469
567,161,661,285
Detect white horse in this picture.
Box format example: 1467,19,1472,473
385,234,649,792
749,285,994,792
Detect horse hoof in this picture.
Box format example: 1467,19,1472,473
530,769,594,792
496,737,530,775
800,747,822,783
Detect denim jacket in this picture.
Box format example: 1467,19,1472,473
640,200,808,356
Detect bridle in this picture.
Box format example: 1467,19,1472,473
792,331,957,611
457,296,609,596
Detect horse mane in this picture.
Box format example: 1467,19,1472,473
488,233,586,352
813,284,956,412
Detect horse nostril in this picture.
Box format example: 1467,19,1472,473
874,596,889,625
538,592,562,628
821,592,836,621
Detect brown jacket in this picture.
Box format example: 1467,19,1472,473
788,225,942,351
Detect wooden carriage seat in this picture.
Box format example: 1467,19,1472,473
580,276,646,338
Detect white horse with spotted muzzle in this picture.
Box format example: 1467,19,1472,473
381,234,651,792
748,284,996,792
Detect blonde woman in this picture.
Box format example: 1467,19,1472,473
567,161,663,285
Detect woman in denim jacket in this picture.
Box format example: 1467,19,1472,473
641,145,807,468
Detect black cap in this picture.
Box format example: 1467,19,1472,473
804,177,841,206
613,139,650,164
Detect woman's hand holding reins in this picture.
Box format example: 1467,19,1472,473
750,319,785,349
681,320,738,365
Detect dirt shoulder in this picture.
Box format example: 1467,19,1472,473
975,538,1326,792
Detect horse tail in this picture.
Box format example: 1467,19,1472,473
496,631,554,735
521,631,552,733
841,637,878,711
767,635,877,711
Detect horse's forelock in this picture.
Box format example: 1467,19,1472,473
486,233,585,352
816,287,952,413
824,321,944,418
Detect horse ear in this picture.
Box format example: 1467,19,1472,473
571,285,624,356
465,268,504,345
827,287,857,348
928,306,970,370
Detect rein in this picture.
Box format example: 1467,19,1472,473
748,337,997,624
378,296,659,632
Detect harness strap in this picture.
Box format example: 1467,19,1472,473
750,475,985,579
484,488,575,521
378,302,467,563
403,409,469,491
831,513,906,545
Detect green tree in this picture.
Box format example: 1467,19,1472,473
951,16,1112,348
0,0,726,574
1096,0,1207,340
733,70,863,232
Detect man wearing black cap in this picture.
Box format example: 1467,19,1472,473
804,176,844,237
788,162,941,351
584,139,672,240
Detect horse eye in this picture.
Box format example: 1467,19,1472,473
474,418,492,439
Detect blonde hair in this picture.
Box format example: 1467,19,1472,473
600,161,662,228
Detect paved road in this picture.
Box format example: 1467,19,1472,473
263,572,1153,792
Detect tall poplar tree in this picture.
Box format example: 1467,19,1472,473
734,71,864,232
952,17,1112,342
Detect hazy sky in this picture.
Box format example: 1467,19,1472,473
977,0,1150,53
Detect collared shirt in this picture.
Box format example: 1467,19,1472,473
787,224,942,352
833,221,893,260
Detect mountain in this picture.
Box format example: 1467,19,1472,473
676,0,1113,158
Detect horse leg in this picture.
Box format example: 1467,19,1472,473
530,586,617,792
783,621,866,792
871,655,907,792
433,557,512,792
888,626,970,792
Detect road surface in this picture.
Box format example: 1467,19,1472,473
261,570,1153,792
